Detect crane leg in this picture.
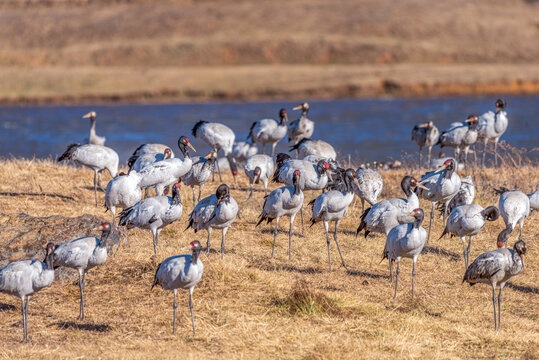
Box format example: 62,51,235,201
192,186,196,208
189,288,196,336
427,146,432,168
491,284,497,330
78,269,86,320
412,256,417,301
198,184,204,203
361,198,365,214
518,219,523,241
172,289,177,335
97,171,102,189
300,207,305,233
482,138,488,168
93,171,98,207
389,259,393,283
21,296,28,342
271,143,277,159
206,228,212,253
220,227,228,259
461,237,468,270
215,150,223,182
466,236,474,268
442,201,449,231
152,230,158,255
497,286,503,331
324,221,331,271
271,217,279,259
111,207,116,227
494,139,499,167
427,202,434,244
394,258,400,300
418,147,422,168
333,221,348,270
288,214,296,261
472,144,477,167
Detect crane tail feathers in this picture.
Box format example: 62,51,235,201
151,262,162,290
58,143,80,162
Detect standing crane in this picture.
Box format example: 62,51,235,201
119,183,183,255
416,159,461,243
249,108,288,157
290,138,337,161
0,243,55,342
477,99,508,167
186,184,238,258
152,240,204,336
257,170,303,260
437,115,479,170
192,120,239,184
243,154,274,202
288,102,315,153
58,143,119,206
440,204,500,269
82,111,106,146
354,166,383,213
411,121,440,168
138,136,195,196
53,223,111,320
104,171,142,226
309,168,360,270
356,176,427,237
463,238,526,330
495,188,530,245
180,151,216,207
382,208,427,300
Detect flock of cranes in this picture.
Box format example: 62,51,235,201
0,99,536,343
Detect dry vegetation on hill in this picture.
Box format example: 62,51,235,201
1,0,538,103
0,158,537,359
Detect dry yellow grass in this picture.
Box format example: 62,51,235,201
0,158,537,359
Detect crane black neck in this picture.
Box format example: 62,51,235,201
411,210,424,229
98,228,111,248
191,247,201,265
171,187,182,205
400,176,414,197
179,143,191,159
44,248,54,270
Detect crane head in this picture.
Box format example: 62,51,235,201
189,240,202,251
82,111,96,119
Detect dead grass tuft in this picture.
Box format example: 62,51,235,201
273,279,340,316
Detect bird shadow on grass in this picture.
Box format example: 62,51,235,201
50,321,112,332
260,229,306,238
421,246,460,261
253,263,324,274
0,302,16,312
506,282,539,294
0,191,75,201
346,269,389,280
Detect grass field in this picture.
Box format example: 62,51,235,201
0,158,537,359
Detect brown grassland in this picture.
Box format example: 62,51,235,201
1,0,539,103
0,156,537,359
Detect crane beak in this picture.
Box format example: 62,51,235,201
204,151,215,159
415,183,429,190
92,224,105,231
433,163,448,173
187,143,196,152
327,171,333,182
417,122,429,128
82,112,93,119
292,105,302,110
353,177,361,191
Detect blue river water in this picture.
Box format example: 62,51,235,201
0,96,536,164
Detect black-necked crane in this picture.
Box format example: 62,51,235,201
243,154,274,202
0,243,55,342
416,158,461,243
82,111,106,146
119,183,183,255
441,175,475,216
290,138,337,161
186,184,238,258
495,188,530,245
288,102,315,153
53,223,111,320
128,148,172,173
309,168,359,270
181,151,216,207
356,176,427,237
231,140,258,163
257,170,303,260
58,143,119,206
438,115,479,170
138,136,195,197
529,190,539,212
192,120,239,184
440,204,500,269
354,166,383,213
463,238,526,330
152,240,204,336
411,121,440,167
382,208,427,300
104,171,142,226
132,143,175,158
249,108,288,157
477,99,508,167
